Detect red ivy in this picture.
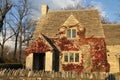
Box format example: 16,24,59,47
62,63,84,74
58,37,109,72
83,38,110,72
26,37,52,56
58,37,79,51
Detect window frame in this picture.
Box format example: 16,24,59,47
64,53,69,62
66,28,77,39
63,52,80,63
75,53,79,62
70,53,74,62
72,29,76,38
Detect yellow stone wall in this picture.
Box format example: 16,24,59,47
45,51,53,71
26,53,33,70
107,45,120,73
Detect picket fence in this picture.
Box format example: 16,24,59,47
0,69,120,80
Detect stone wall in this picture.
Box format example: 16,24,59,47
45,51,53,71
107,45,120,73
26,53,33,70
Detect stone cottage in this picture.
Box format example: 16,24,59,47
26,5,120,73
103,24,120,73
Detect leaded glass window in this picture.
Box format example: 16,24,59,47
64,52,79,63
70,53,74,62
67,29,76,38
72,29,76,38
75,53,79,62
64,53,68,62
67,29,71,38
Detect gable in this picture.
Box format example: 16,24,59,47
34,10,105,38
62,15,79,27
55,15,85,39
26,34,53,56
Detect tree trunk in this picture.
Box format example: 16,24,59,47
19,36,22,63
19,22,22,63
13,34,18,61
0,43,4,61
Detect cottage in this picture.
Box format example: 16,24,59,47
103,24,120,73
26,5,120,73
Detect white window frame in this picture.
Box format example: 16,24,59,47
67,28,77,39
63,52,80,63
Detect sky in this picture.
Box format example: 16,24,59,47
31,0,120,23
1,0,120,50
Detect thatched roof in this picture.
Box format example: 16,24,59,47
33,9,105,38
103,24,120,45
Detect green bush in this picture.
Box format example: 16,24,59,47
0,63,24,69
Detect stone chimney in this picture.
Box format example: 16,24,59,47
41,5,48,16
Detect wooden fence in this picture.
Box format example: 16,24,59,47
0,69,120,80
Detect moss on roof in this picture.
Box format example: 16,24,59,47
33,9,105,38
103,24,120,45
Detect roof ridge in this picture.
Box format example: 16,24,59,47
48,9,98,13
102,24,120,25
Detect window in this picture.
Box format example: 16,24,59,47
70,53,74,62
72,29,76,38
64,52,79,62
64,53,68,62
67,29,76,38
67,29,71,38
75,53,79,62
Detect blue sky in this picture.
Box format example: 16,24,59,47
31,0,120,23
86,0,120,22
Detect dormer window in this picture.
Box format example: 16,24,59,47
67,29,76,38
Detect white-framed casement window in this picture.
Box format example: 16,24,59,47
67,29,76,38
64,52,79,62
64,53,68,62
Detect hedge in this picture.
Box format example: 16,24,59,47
0,63,25,69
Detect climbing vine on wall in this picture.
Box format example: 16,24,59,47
26,27,110,73
62,63,84,73
26,37,52,56
55,37,110,73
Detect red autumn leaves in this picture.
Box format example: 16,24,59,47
58,37,109,72
26,35,109,72
26,37,51,56
62,63,84,73
58,37,79,51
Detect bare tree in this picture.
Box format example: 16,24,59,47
0,0,12,31
0,19,15,60
62,1,95,10
9,0,36,62
101,16,110,24
63,1,113,24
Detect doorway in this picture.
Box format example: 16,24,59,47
33,53,45,70
39,53,45,70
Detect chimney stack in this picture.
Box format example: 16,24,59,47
41,5,48,16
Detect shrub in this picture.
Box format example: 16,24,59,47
0,63,24,69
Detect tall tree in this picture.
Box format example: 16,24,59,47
0,19,15,60
9,0,36,62
0,0,12,31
